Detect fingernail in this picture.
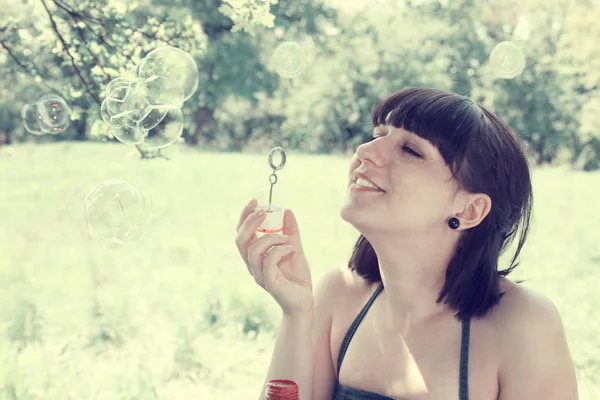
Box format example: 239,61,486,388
255,208,265,217
247,199,255,207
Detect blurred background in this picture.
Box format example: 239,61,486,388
0,0,599,398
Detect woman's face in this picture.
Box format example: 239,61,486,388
340,125,462,236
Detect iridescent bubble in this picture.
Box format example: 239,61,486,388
489,41,525,79
137,46,199,105
35,96,70,133
85,180,152,244
273,41,306,79
142,108,184,150
21,94,71,135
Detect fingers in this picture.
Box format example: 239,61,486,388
235,201,265,252
262,244,294,291
247,234,289,285
281,208,305,254
236,198,257,232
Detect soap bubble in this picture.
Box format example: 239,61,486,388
22,104,45,135
104,79,130,116
137,46,199,106
111,124,147,145
122,81,152,124
21,94,71,135
273,41,306,79
101,47,195,149
105,77,131,95
100,99,111,123
142,108,184,150
85,180,153,244
139,106,169,131
102,77,166,145
489,41,525,79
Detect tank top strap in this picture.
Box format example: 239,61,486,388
459,318,471,400
336,281,385,378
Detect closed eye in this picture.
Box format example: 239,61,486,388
402,145,422,158
369,135,422,158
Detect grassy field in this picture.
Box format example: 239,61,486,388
0,142,598,399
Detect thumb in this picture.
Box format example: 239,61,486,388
282,208,305,254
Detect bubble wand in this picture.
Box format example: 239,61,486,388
256,147,286,233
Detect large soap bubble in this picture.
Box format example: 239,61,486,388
137,46,199,107
489,41,526,79
22,94,71,135
85,180,153,244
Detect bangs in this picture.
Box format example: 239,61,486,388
371,87,485,177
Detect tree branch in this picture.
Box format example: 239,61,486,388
0,39,62,93
40,0,101,106
49,0,113,77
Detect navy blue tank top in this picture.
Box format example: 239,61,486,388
333,282,471,400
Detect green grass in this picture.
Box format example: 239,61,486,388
0,142,598,399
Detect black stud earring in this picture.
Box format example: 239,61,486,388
448,217,460,230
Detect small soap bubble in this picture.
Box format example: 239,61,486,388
489,41,525,79
142,108,184,150
85,180,152,244
137,46,199,106
273,41,306,79
21,94,71,135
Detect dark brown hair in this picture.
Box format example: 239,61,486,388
348,87,533,320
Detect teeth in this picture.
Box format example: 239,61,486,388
356,177,381,191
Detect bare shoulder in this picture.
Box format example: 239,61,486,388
489,278,565,332
314,262,375,314
315,262,369,298
487,278,578,400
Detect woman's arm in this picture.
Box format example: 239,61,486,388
257,267,341,400
258,313,315,400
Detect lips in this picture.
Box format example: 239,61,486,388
352,171,385,192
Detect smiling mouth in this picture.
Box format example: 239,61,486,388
351,176,385,192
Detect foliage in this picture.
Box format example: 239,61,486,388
0,0,598,168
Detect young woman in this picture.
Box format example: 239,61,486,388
234,87,578,400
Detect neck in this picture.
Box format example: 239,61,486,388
366,230,459,333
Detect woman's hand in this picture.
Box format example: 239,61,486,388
235,199,314,317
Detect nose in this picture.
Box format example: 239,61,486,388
355,139,384,167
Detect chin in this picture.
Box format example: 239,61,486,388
340,202,367,229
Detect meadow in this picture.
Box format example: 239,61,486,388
0,142,598,399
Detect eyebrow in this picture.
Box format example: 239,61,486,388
373,127,425,143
